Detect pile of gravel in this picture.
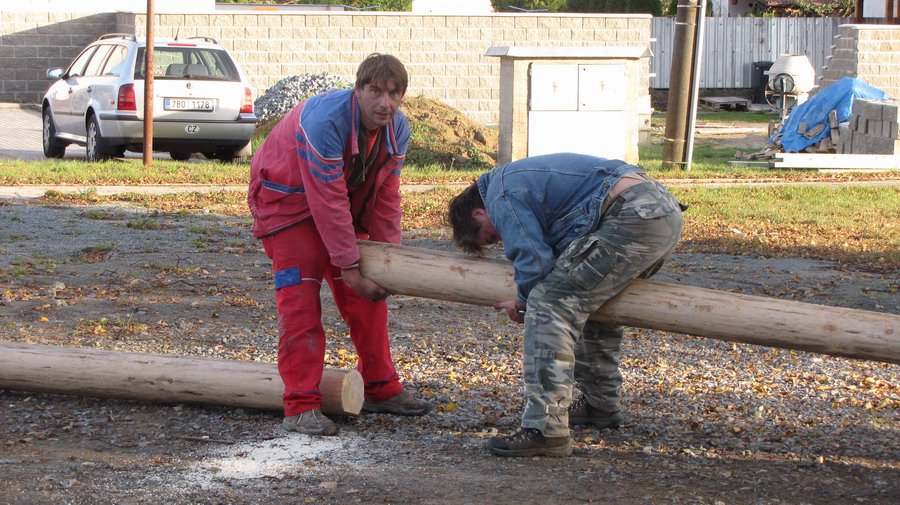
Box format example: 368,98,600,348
253,72,351,121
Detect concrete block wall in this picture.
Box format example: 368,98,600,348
819,25,900,99
0,11,117,103
839,98,900,154
130,12,652,126
0,10,651,126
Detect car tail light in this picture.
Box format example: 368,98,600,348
240,87,253,114
117,84,136,111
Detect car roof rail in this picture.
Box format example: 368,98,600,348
99,33,137,42
187,36,219,45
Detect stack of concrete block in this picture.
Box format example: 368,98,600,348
839,99,900,154
819,25,900,101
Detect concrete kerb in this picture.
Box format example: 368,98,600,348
0,184,468,201
1,180,898,202
0,102,40,111
0,185,248,200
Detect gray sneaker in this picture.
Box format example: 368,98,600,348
362,389,432,416
282,409,338,436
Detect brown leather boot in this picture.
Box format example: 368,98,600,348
485,428,572,457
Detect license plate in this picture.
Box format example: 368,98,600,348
164,98,215,111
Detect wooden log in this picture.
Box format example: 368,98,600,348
358,241,899,364
0,343,364,416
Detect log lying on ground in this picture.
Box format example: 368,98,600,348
358,241,899,364
0,343,364,415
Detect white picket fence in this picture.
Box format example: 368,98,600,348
651,17,852,88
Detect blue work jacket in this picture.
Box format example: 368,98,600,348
476,153,642,304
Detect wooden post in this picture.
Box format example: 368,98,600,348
0,343,364,416
663,0,700,169
143,0,154,167
357,241,899,364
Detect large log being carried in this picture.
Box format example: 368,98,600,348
357,241,899,365
0,343,363,416
1,241,896,412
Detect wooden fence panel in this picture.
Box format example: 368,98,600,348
651,17,850,88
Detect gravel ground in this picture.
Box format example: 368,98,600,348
0,199,897,505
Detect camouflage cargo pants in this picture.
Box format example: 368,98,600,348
521,181,684,437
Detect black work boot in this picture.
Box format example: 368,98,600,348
486,428,572,457
568,394,623,430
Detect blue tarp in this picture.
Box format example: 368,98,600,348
771,77,887,152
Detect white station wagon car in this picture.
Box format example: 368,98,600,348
42,34,257,162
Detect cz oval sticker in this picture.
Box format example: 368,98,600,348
184,125,199,134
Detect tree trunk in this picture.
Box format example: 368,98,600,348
358,241,899,364
0,343,364,415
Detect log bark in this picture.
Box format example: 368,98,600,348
358,241,899,364
0,343,364,415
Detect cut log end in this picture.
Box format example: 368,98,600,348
321,367,364,415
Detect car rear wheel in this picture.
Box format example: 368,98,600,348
213,148,245,164
42,109,67,158
170,150,192,161
212,142,251,163
86,115,113,162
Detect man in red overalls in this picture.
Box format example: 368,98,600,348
248,54,431,436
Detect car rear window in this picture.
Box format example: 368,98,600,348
134,46,241,81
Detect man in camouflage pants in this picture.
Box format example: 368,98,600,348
448,153,684,457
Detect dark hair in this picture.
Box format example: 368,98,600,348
447,181,486,255
355,53,408,95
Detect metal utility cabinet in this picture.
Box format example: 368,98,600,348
487,46,651,165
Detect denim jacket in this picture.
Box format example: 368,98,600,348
476,153,642,304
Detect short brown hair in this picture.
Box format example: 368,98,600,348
355,53,408,95
447,181,486,255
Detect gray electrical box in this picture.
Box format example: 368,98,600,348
486,46,651,165
528,63,627,159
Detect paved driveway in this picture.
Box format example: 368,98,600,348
0,104,172,161
0,106,44,160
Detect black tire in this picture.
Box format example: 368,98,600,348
85,115,112,162
170,150,192,161
213,147,244,164
42,109,67,159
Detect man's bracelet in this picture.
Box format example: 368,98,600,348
341,262,360,271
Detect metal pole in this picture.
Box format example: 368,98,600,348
684,0,707,171
663,1,700,169
143,0,155,167
856,0,864,23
